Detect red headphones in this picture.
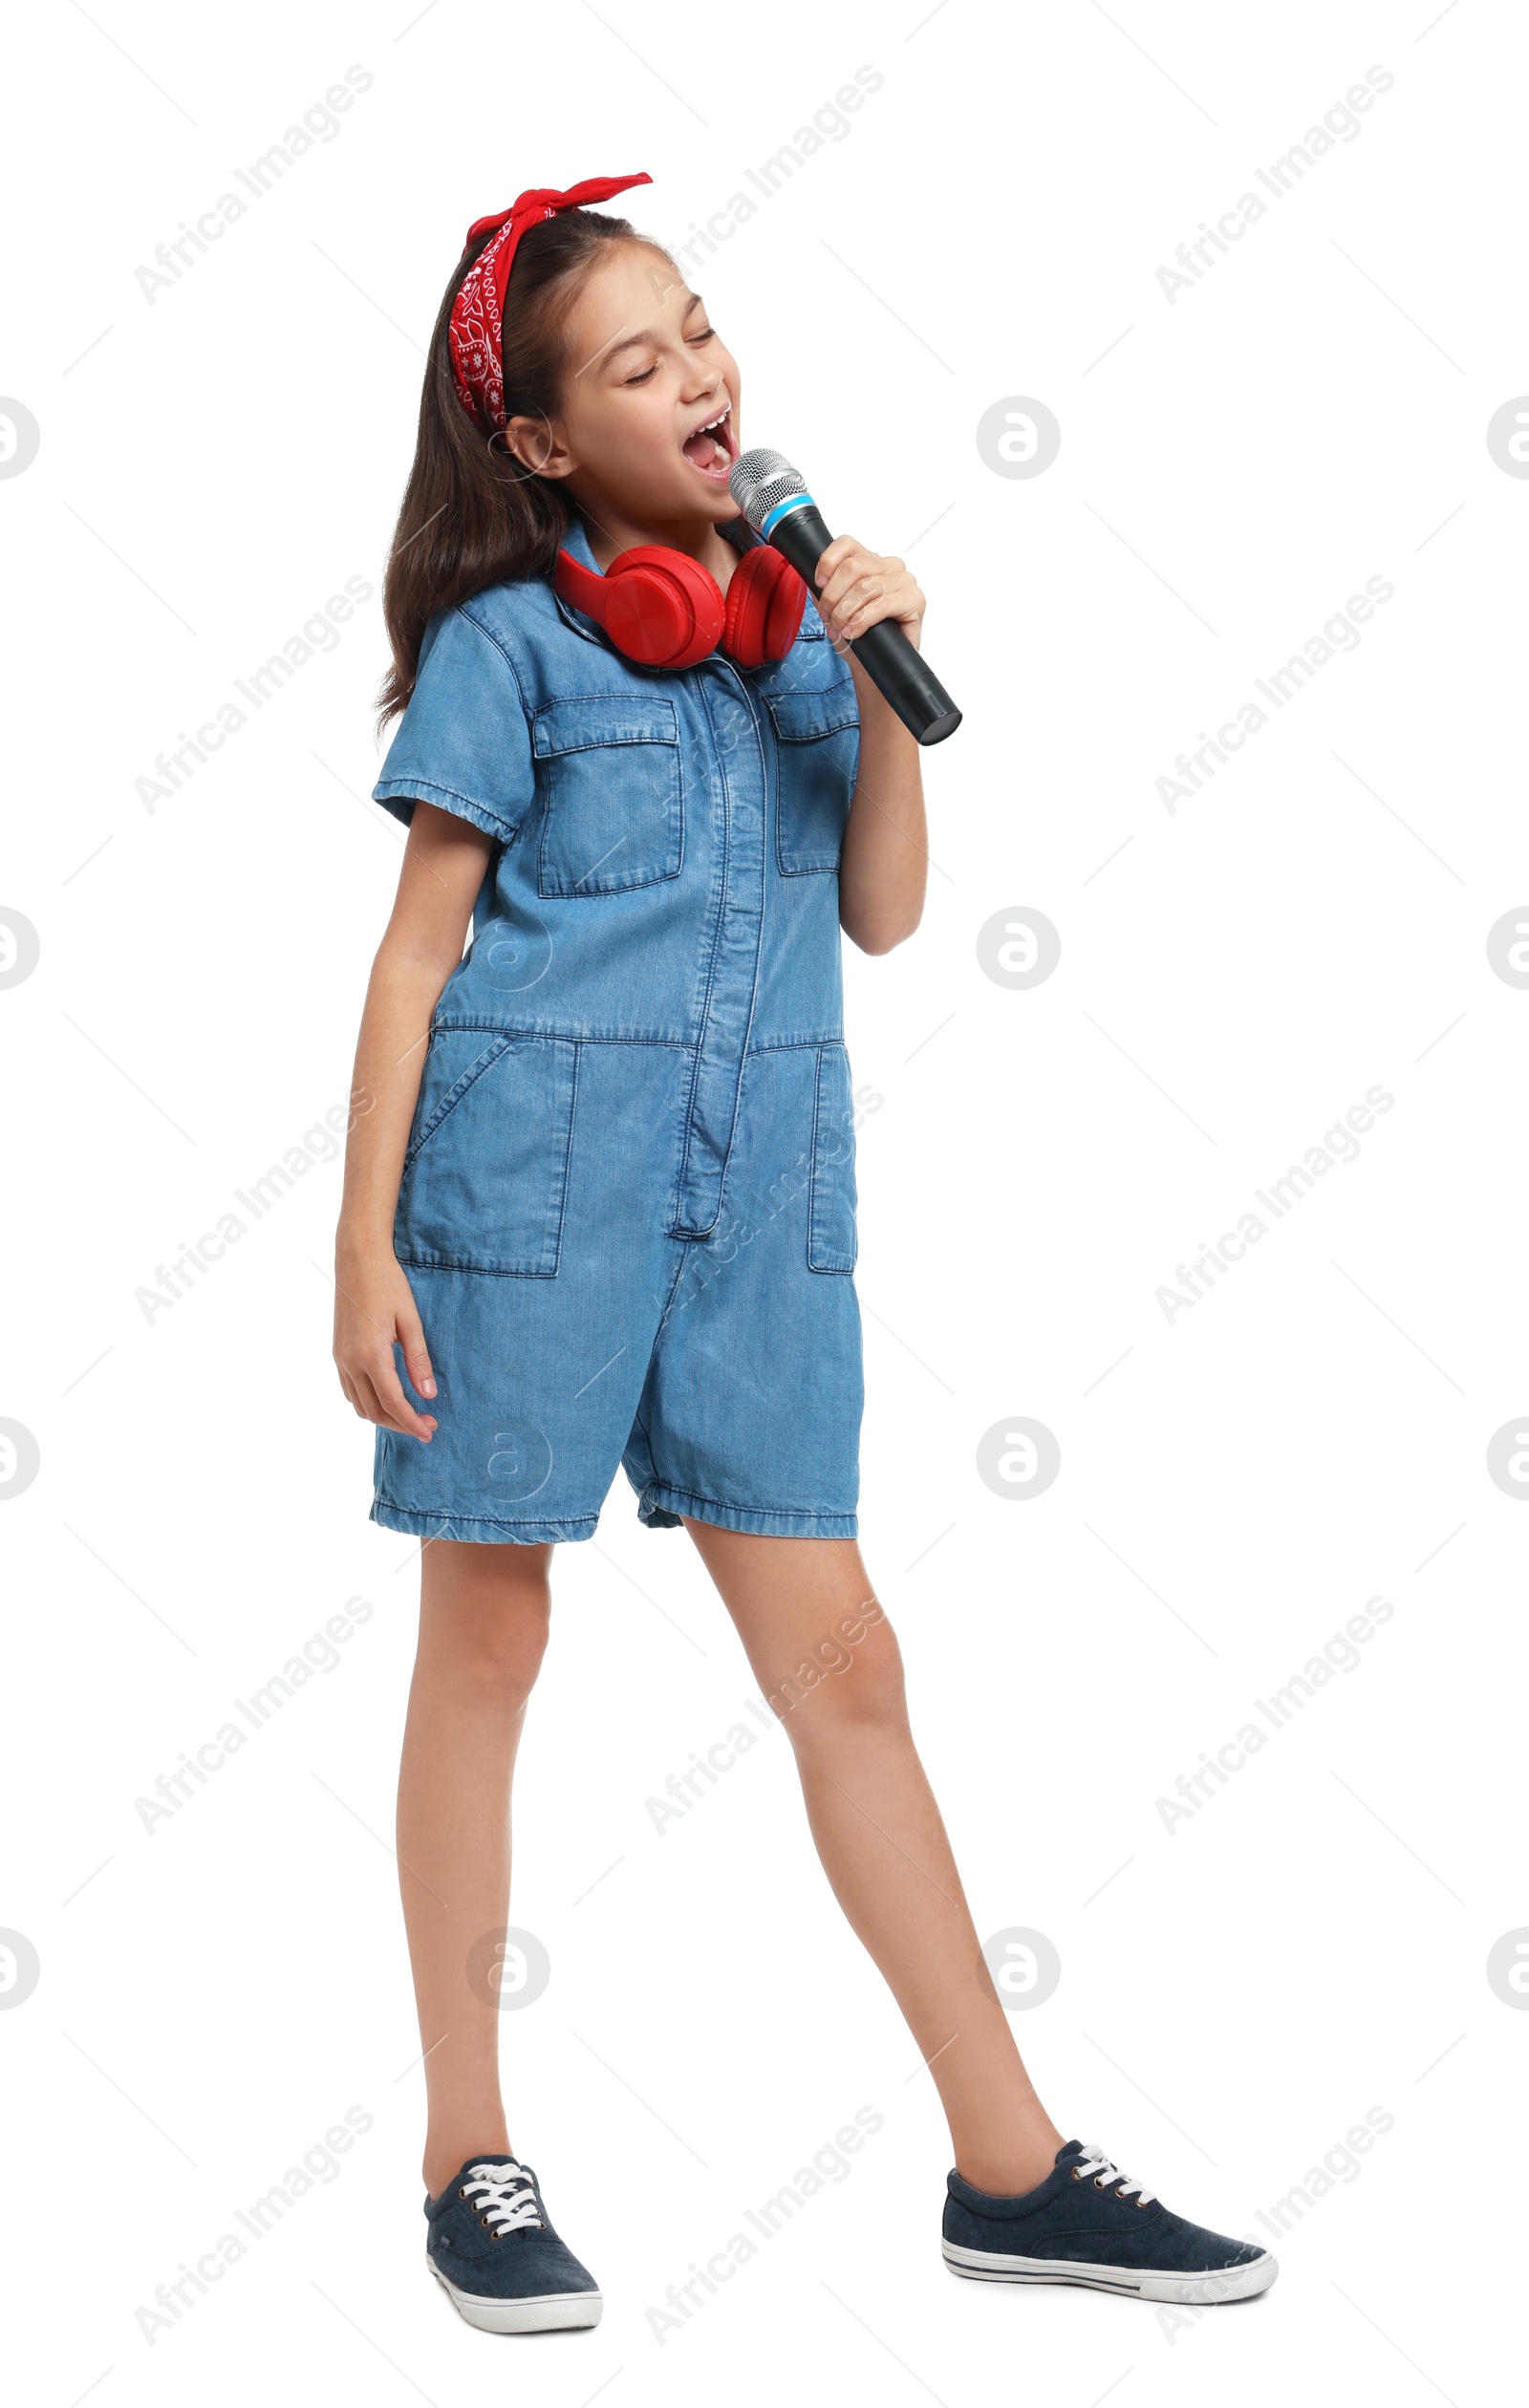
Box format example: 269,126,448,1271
553,543,807,671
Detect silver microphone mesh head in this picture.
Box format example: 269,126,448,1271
730,447,808,531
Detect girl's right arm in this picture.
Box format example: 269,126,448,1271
333,801,493,1440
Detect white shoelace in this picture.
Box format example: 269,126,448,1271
1073,2144,1156,2205
461,2159,544,2235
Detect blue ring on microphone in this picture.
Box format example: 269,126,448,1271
759,492,817,539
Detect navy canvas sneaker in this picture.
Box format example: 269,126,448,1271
943,2140,1277,2304
424,2154,602,2333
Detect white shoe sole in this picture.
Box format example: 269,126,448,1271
942,2239,1278,2304
429,2255,604,2332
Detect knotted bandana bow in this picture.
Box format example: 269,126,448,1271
447,172,653,434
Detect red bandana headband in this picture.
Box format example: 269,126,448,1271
448,172,653,436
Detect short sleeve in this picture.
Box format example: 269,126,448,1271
372,605,534,845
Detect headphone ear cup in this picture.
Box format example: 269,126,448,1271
605,548,723,668
761,551,808,660
722,548,808,667
721,548,770,669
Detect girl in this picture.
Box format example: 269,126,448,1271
333,172,1275,2333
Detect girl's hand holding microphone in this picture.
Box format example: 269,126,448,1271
813,534,925,659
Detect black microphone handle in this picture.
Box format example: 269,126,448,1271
763,504,962,747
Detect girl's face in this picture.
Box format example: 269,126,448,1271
509,244,743,535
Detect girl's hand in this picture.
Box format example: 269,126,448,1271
333,1242,439,1441
813,535,925,656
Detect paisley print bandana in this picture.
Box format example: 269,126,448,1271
447,173,653,435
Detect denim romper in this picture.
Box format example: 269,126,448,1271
369,517,864,1544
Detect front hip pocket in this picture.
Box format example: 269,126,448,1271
395,1031,577,1278
766,681,860,875
531,695,682,897
808,1042,858,1274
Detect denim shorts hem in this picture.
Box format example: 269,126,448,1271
371,1497,598,1546
636,1481,857,1539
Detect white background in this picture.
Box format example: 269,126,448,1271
3,1,1524,2400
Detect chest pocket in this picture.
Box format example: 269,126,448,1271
765,683,860,875
531,696,682,898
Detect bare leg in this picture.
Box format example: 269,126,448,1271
396,1537,552,2199
684,1522,1064,2194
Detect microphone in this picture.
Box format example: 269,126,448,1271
729,449,961,746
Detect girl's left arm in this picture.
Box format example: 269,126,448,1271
814,534,930,956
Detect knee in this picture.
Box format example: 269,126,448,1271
771,1616,909,1750
460,1605,549,1709
420,1551,551,1709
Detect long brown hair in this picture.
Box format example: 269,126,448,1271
379,208,660,723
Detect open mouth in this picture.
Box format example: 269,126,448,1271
680,396,736,483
